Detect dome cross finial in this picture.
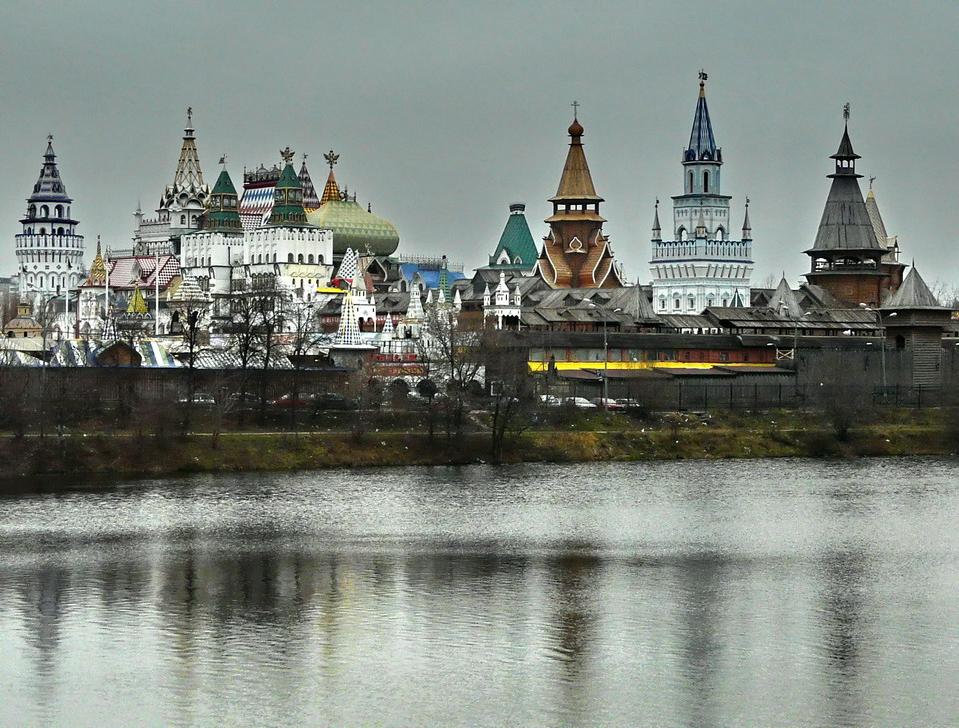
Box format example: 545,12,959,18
324,149,339,170
571,100,580,120
843,102,851,122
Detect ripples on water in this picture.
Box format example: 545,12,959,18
2,458,959,726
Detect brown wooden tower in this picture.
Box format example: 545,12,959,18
804,108,904,306
535,113,624,289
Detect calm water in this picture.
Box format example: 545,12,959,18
1,459,958,727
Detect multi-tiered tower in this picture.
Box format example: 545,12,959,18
16,136,85,298
133,108,210,254
650,73,752,313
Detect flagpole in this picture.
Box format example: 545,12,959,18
155,251,160,335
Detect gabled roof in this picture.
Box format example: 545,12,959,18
550,118,603,203
882,266,942,309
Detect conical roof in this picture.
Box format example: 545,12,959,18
685,78,718,162
332,291,362,347
127,285,148,314
651,200,661,240
206,167,243,233
831,125,860,161
211,167,237,196
772,277,803,318
26,135,72,205
87,236,106,285
299,156,320,210
742,199,752,239
172,109,205,192
549,118,603,202
882,266,942,309
864,188,889,246
489,203,538,267
321,169,341,204
268,157,308,226
810,125,882,253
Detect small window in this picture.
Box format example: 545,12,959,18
288,253,294,263
703,171,709,194
180,215,186,225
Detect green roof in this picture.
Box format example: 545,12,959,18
276,162,301,189
269,163,308,226
205,168,242,233
306,199,399,256
488,204,538,268
211,168,237,195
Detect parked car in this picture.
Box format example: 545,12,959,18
564,397,597,409
228,392,260,412
177,392,217,407
590,397,624,410
539,394,563,407
268,393,316,409
313,392,357,411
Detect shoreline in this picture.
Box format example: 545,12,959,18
4,416,957,483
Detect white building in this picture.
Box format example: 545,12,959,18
15,136,85,298
650,73,753,313
180,154,333,302
133,108,210,255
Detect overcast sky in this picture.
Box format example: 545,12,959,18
1,1,955,288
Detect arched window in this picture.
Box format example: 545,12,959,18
288,253,294,263
55,205,63,217
673,297,680,310
28,205,36,219
659,297,666,311
57,227,64,236
688,295,696,310
707,296,714,307
39,227,46,235
318,255,323,264
180,215,186,225
678,227,687,242
40,205,49,217
703,171,709,194
191,215,197,226
297,254,304,263
38,274,45,288
688,172,693,193
716,227,725,241
308,254,314,264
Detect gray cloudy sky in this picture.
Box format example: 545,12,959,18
1,0,956,287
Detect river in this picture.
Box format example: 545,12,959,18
1,459,958,727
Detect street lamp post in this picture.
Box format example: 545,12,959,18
860,304,896,393
588,302,623,407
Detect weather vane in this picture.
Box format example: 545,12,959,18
219,154,227,167
843,102,850,121
280,146,295,164
869,175,876,190
324,149,339,170
699,69,708,82
571,100,580,119
187,106,193,125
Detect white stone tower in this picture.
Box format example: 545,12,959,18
16,135,85,298
649,72,753,313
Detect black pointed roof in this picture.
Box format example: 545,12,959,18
685,81,719,162
28,135,72,204
808,125,883,253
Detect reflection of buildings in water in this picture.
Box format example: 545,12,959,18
819,546,869,725
543,550,601,724
674,554,727,728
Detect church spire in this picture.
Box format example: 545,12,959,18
205,162,243,234
173,106,205,192
550,113,603,203
652,199,662,241
685,71,719,163
742,197,752,240
320,149,341,204
269,147,307,226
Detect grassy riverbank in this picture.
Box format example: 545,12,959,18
4,407,957,480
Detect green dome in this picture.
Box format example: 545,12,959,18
306,200,399,256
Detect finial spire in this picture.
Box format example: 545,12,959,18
843,102,850,122
219,154,227,168
186,106,193,127
324,149,339,170
571,100,580,120
280,146,295,164
869,175,876,190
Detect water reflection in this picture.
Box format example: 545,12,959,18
0,459,958,726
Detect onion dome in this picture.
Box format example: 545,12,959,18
307,196,399,257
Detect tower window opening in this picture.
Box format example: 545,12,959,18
180,215,186,225
703,171,709,193
688,172,694,193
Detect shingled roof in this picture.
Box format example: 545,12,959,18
549,118,603,203
882,266,942,309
